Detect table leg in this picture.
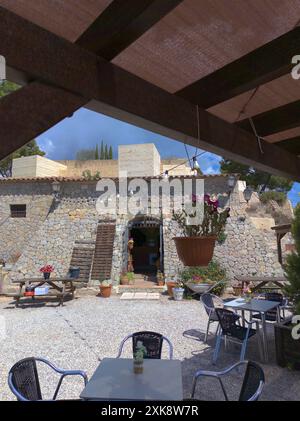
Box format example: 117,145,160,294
241,310,245,328
261,312,268,362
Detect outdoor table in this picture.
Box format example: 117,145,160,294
234,276,287,292
80,358,183,401
224,298,280,362
12,277,77,306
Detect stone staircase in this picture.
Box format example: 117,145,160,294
90,221,116,281
117,273,165,294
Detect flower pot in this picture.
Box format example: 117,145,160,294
173,236,217,267
133,360,143,374
43,272,51,280
157,280,164,286
120,275,129,285
173,287,184,301
232,286,242,296
274,317,300,369
100,285,112,298
187,282,212,294
166,281,176,297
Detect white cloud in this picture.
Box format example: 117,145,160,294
38,138,55,158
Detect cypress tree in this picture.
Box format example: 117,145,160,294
95,144,99,160
104,144,108,160
109,145,113,159
100,141,104,159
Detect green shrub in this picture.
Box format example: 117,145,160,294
259,191,287,205
180,260,228,296
284,204,300,314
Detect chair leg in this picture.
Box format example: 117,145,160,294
213,334,222,364
240,339,247,361
204,319,211,343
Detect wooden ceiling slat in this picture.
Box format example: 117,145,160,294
237,99,300,137
77,0,183,60
176,27,300,108
0,82,87,161
1,6,300,181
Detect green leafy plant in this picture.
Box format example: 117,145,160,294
134,342,147,362
82,170,101,180
284,204,300,314
100,279,112,286
173,194,230,238
259,191,287,205
127,272,134,284
180,260,228,296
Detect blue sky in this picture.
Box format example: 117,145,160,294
37,107,299,207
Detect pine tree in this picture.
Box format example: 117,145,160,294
285,204,300,314
104,144,108,160
109,146,113,159
95,144,99,160
100,141,104,159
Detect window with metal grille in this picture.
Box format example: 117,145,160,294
10,204,26,218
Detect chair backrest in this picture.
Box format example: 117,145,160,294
239,361,265,401
215,308,238,336
265,292,283,304
200,293,223,317
132,331,163,359
9,358,42,401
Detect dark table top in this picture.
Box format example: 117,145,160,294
80,358,183,401
12,277,75,284
224,298,280,313
234,276,286,283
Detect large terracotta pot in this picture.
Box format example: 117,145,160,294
173,236,217,267
166,281,176,297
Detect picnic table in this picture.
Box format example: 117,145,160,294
12,277,78,307
234,276,287,292
80,358,183,401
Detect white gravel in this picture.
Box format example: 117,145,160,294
0,295,299,401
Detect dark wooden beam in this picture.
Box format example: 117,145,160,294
0,82,87,160
237,100,300,137
77,0,183,60
176,27,300,108
0,7,300,180
275,136,300,155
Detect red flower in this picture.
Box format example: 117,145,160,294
39,265,54,273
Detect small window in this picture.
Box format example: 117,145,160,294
10,205,26,218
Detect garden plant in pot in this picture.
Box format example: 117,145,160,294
275,204,300,369
173,280,185,301
173,194,230,266
99,279,112,298
39,264,54,280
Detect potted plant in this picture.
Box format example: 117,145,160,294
166,280,177,297
173,194,230,266
39,264,54,280
120,271,129,285
133,341,147,374
173,280,185,301
99,279,112,298
275,204,300,369
157,270,165,286
127,271,135,285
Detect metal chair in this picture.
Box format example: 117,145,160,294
117,331,173,359
213,308,262,363
191,360,265,401
252,292,289,323
200,293,240,343
8,357,88,401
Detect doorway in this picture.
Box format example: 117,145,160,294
128,217,163,277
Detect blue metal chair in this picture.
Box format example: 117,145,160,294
191,360,265,401
117,331,173,359
8,357,88,401
252,292,290,323
213,308,262,363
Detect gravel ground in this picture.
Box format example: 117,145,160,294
0,294,299,401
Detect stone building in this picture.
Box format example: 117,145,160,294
0,143,292,290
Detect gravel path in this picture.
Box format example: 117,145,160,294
0,295,299,401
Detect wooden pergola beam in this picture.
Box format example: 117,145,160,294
237,100,300,137
275,136,300,155
1,7,300,181
77,0,183,60
176,27,300,108
0,82,87,160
